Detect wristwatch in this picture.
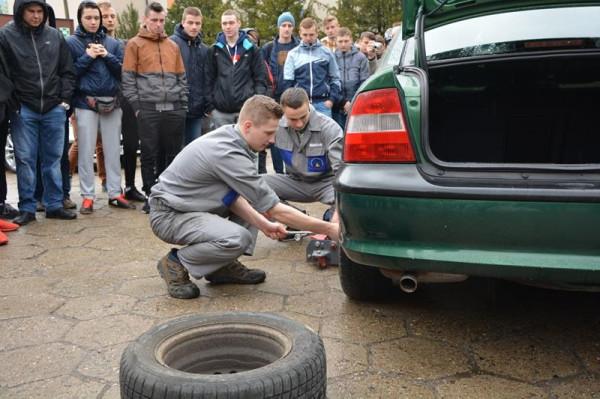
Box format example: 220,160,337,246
60,102,70,111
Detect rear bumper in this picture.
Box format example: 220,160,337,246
342,242,600,284
336,164,600,283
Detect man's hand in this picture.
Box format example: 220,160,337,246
367,42,377,60
261,220,288,240
85,44,99,59
96,44,108,58
324,100,333,109
343,101,351,114
326,222,340,242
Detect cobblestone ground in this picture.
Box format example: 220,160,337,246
1,174,599,398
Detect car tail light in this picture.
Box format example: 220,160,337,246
344,88,416,163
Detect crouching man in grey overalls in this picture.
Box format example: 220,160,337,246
263,88,342,220
148,95,339,299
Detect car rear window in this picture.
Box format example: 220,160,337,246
403,6,600,64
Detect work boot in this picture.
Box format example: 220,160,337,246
205,260,266,285
156,251,200,299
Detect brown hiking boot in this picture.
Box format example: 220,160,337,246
205,260,266,285
156,253,200,299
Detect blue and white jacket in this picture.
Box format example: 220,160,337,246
282,40,341,104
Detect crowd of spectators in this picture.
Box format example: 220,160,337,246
0,0,398,246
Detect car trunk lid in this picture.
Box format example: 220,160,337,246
402,0,600,39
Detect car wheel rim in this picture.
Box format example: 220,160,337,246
155,322,292,374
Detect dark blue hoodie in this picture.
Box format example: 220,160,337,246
206,30,266,113
66,25,123,111
261,35,300,100
170,23,209,118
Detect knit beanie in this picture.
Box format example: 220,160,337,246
277,12,295,27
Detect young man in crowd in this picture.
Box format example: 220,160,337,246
170,7,209,146
333,27,369,129
320,15,339,52
259,11,300,174
66,1,134,214
206,9,266,128
264,88,342,215
358,31,379,75
0,0,77,225
148,95,339,299
0,43,20,244
122,2,188,213
98,0,146,203
283,18,341,118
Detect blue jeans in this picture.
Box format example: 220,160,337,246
11,105,66,213
34,115,71,201
183,116,203,146
312,101,332,118
270,144,284,174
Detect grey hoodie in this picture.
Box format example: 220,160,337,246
334,45,369,106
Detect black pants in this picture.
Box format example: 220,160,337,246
0,116,7,202
121,99,139,188
137,108,185,195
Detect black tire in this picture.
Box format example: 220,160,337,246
339,248,395,301
119,312,326,399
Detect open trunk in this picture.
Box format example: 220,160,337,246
428,53,600,165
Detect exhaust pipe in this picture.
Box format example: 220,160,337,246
380,269,469,293
398,273,418,293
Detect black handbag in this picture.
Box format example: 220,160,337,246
86,96,118,113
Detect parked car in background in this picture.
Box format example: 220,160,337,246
336,0,600,300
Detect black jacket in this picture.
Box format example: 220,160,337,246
0,46,15,122
0,0,75,114
206,31,266,113
170,24,209,118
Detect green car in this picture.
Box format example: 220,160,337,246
336,0,600,300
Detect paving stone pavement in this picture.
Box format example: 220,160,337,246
1,175,599,398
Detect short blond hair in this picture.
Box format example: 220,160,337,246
323,15,338,26
222,9,241,22
182,6,202,21
337,27,352,38
239,95,283,125
97,0,112,10
299,17,316,30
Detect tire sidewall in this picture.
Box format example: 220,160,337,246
120,312,325,397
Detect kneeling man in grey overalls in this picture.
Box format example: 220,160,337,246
264,88,342,220
148,95,339,299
